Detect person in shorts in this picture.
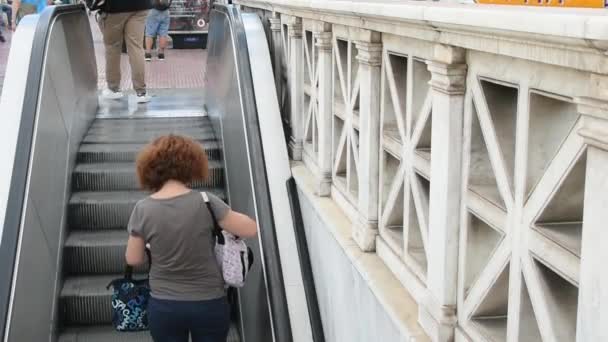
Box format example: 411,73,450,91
145,0,172,61
11,0,47,31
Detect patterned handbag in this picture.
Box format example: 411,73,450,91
202,192,254,288
106,250,152,332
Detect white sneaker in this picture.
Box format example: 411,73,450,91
136,93,151,103
102,88,123,100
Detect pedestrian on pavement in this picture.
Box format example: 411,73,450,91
0,19,5,43
11,0,48,31
0,0,12,31
145,0,172,61
98,0,152,103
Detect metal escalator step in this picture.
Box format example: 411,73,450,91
72,161,224,191
90,117,211,128
61,275,241,338
68,189,226,230
60,274,120,325
88,117,212,132
58,324,240,342
78,141,221,163
58,326,152,342
83,127,216,144
63,230,147,275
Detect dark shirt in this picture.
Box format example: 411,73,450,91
105,0,151,13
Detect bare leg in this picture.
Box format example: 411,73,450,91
158,36,167,54
145,36,153,54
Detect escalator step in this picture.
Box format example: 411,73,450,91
68,189,226,230
83,128,216,144
78,141,221,163
58,326,152,342
63,230,147,275
58,324,240,342
72,161,224,191
60,274,119,325
88,117,213,132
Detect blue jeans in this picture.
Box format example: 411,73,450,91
145,9,170,38
148,296,231,342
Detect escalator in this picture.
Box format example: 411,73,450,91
0,3,324,342
59,116,237,341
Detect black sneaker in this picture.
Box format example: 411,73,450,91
0,34,5,43
157,53,165,61
145,53,152,61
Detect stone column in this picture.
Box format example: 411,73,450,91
575,91,608,342
420,45,467,342
287,18,304,161
352,40,383,252
313,25,333,196
268,15,282,100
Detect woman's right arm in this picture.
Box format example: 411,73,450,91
219,210,257,238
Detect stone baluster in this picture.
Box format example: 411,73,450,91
287,17,304,160
313,23,333,196
352,38,383,252
268,15,282,101
421,45,467,342
575,80,608,342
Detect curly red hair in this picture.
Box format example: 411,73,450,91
136,135,209,191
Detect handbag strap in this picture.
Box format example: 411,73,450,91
201,192,225,245
124,248,152,281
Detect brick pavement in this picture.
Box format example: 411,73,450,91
91,19,207,91
0,16,207,102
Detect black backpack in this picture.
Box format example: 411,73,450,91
153,0,172,11
84,0,107,11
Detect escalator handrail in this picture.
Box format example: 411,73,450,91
0,4,86,339
286,178,326,342
212,4,294,342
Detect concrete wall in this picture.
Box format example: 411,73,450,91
300,188,404,342
293,164,428,341
240,1,608,341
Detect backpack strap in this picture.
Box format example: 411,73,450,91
202,192,225,245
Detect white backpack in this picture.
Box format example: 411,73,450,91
201,193,253,288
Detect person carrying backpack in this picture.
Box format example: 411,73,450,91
92,0,152,103
145,0,172,61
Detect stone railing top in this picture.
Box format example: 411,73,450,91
236,0,608,44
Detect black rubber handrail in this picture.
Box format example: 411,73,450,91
0,4,86,339
286,178,326,342
213,4,294,342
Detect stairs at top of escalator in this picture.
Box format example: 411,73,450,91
57,117,238,342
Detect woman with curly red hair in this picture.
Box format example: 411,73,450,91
125,134,257,342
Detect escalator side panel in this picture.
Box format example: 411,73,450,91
241,13,316,342
0,6,98,341
205,6,277,342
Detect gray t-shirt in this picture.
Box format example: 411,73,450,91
127,190,230,301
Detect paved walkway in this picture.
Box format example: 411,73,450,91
0,27,12,97
0,17,207,102
90,19,207,90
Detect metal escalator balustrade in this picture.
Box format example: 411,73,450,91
58,116,238,342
